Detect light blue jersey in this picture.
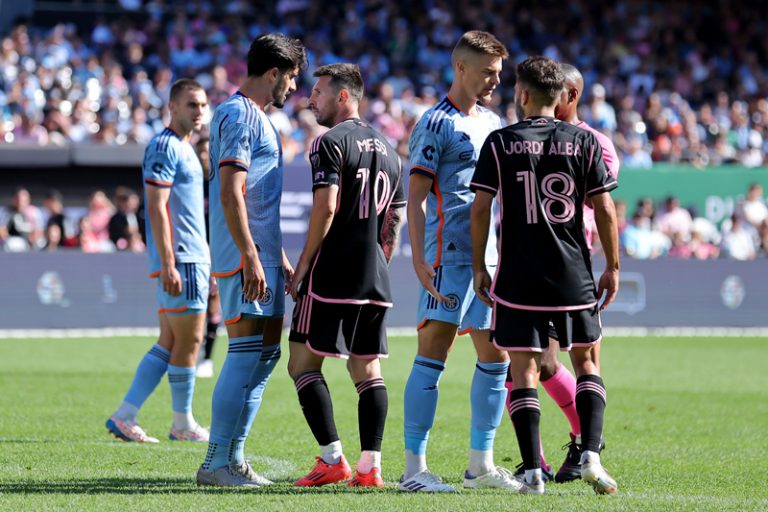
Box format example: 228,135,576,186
208,91,283,276
409,96,500,267
142,127,209,277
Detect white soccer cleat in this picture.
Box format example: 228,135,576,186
106,416,159,443
463,466,524,491
230,461,274,486
399,470,456,493
581,454,617,495
169,424,210,442
196,465,261,488
196,359,214,378
519,474,546,495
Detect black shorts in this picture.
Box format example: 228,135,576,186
289,294,389,359
492,303,602,352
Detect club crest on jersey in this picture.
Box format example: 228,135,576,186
259,288,274,306
310,153,321,168
442,293,461,312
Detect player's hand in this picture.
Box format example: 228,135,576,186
282,252,295,295
160,264,182,297
242,250,267,303
209,276,219,298
290,260,309,301
413,259,447,303
473,268,494,307
597,268,619,311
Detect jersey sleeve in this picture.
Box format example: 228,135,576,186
408,114,444,180
390,157,406,207
584,133,618,196
309,134,342,191
218,116,256,172
469,134,500,196
143,144,177,188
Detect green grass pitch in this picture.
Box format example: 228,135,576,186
0,335,766,511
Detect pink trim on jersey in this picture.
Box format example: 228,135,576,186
350,352,390,360
470,182,497,194
492,339,544,353
587,181,618,195
491,294,597,312
571,336,603,347
308,291,393,307
305,341,349,360
489,139,504,298
333,144,344,214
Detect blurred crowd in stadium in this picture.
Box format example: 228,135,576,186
3,183,768,260
2,0,768,257
2,0,768,166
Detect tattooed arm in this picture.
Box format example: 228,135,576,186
380,205,404,264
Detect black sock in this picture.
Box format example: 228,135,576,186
575,374,607,453
508,388,541,470
293,370,338,446
355,377,387,452
203,319,219,360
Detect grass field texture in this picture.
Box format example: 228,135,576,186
0,335,766,511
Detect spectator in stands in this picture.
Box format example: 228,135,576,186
108,187,145,252
740,183,767,229
85,190,115,244
657,196,694,239
622,213,670,260
721,214,757,261
689,229,720,260
758,220,768,257
1,187,44,251
43,189,77,249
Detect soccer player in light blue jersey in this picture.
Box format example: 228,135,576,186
400,31,523,493
106,79,210,444
196,33,306,488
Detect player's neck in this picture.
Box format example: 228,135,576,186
446,86,477,115
238,78,269,109
167,121,192,142
523,106,557,119
332,106,359,127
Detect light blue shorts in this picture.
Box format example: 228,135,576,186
416,265,495,334
156,262,209,315
218,266,285,325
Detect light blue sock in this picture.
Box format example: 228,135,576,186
122,344,170,412
470,361,510,451
404,355,445,455
204,335,262,471
167,364,196,414
229,343,281,465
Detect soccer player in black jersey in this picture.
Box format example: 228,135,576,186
288,63,406,488
470,56,620,495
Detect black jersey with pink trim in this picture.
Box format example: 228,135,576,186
304,118,405,306
470,117,617,310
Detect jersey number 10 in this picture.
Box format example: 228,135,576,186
357,167,392,219
516,171,576,224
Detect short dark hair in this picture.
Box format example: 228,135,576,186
169,78,204,102
313,63,364,102
452,31,509,63
516,56,564,105
247,33,307,77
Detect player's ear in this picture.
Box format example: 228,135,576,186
268,67,279,82
338,88,349,104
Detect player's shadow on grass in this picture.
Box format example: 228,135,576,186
0,478,390,495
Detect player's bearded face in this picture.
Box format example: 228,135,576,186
309,77,337,128
272,68,297,108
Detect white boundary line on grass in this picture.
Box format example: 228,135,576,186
1,326,768,339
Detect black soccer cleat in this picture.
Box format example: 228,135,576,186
554,433,582,483
513,461,553,483
554,434,607,484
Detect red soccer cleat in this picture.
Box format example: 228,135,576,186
295,455,352,487
347,467,385,488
